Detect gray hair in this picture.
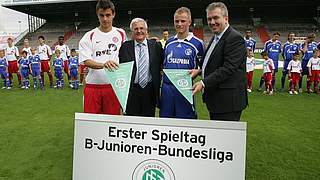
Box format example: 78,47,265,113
130,18,148,31
206,2,228,17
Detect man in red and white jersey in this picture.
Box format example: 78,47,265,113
37,35,53,87
55,36,71,85
79,0,126,114
5,37,21,86
22,38,32,58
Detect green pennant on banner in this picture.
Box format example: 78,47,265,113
105,61,134,113
163,69,193,105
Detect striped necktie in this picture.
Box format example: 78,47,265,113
202,35,219,78
138,43,149,88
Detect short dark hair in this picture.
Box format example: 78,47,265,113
293,52,300,56
71,49,76,53
163,28,169,32
260,51,268,56
58,36,64,39
96,0,115,13
22,50,28,55
38,36,45,40
307,33,316,39
273,32,280,36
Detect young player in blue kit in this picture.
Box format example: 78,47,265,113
258,32,281,91
68,49,79,89
0,49,10,89
29,47,43,90
281,32,299,91
160,7,204,119
19,51,30,89
53,49,64,89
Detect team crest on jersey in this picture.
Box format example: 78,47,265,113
185,48,192,56
112,37,119,43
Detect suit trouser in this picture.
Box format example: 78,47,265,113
126,83,156,117
209,111,242,121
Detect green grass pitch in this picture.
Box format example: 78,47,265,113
0,67,319,180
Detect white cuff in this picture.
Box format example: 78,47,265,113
201,80,205,87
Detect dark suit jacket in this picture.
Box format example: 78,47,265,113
201,26,248,113
118,39,163,106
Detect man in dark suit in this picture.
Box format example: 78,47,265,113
191,2,248,121
119,18,163,117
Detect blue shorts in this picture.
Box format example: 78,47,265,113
32,69,41,77
0,71,8,79
273,60,279,73
55,70,63,79
159,82,196,119
282,60,290,74
301,60,308,75
70,68,78,78
21,69,29,78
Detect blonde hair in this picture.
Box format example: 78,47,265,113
174,7,192,20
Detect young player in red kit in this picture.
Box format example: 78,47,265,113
246,49,255,92
306,49,320,94
287,52,302,95
37,36,53,87
261,51,274,95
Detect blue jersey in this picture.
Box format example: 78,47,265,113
29,55,41,70
282,41,299,61
68,56,79,70
53,58,64,71
163,34,204,83
19,58,30,70
0,57,8,72
244,37,256,52
301,42,317,61
264,39,282,62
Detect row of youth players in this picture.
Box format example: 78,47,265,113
244,31,320,93
0,36,86,90
246,49,320,95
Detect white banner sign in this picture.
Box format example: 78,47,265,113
73,113,247,180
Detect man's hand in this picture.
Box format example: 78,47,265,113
188,69,201,78
104,60,119,71
192,81,204,95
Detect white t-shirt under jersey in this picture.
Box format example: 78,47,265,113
246,57,255,72
55,44,70,61
263,58,274,73
307,57,320,70
79,27,126,84
37,44,52,61
287,60,302,73
22,47,32,58
5,46,19,61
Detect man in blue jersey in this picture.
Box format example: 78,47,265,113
160,7,205,119
244,29,256,52
300,33,318,92
281,32,299,91
258,32,281,91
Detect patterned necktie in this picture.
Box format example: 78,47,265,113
138,43,149,88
